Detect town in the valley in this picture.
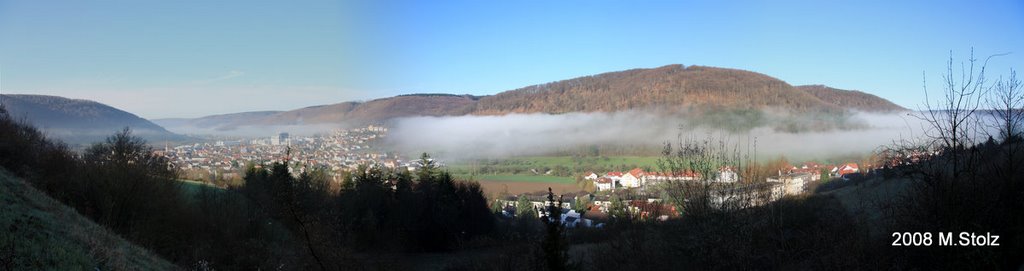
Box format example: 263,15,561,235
156,125,417,184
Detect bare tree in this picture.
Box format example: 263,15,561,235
656,133,767,218
987,69,1023,143
915,49,998,181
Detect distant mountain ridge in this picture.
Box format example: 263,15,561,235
0,94,186,144
154,111,283,131
154,94,481,132
159,64,905,132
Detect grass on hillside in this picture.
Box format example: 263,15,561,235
0,170,176,270
178,179,221,193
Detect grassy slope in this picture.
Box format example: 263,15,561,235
818,176,913,239
178,179,221,194
0,170,177,270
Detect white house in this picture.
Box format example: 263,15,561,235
643,171,700,183
767,172,813,196
595,177,615,191
582,172,599,181
714,167,738,183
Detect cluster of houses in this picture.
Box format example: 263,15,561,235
492,160,873,229
881,149,941,167
768,162,863,195
159,125,407,183
584,167,738,191
495,193,678,229
585,162,866,193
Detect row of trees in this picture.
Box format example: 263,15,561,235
238,153,496,257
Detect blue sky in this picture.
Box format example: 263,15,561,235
1,0,1022,118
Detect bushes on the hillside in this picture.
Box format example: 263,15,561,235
78,128,181,236
0,106,79,200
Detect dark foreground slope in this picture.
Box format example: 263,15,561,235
0,170,176,270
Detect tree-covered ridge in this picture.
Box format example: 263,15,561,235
472,65,897,115
0,94,184,144
255,94,478,125
796,85,906,112
0,94,166,129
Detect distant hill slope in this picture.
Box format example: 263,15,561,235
167,65,907,130
258,94,478,125
0,170,176,270
0,94,186,144
796,85,906,112
153,110,283,132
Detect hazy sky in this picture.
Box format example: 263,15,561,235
1,0,1022,119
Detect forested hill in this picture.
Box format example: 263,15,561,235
255,94,479,125
288,65,902,122
153,111,283,131
472,65,900,114
795,85,906,112
0,94,186,144
164,65,908,131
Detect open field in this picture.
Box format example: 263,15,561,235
456,174,574,184
454,173,581,196
449,155,665,175
476,180,582,196
177,179,223,198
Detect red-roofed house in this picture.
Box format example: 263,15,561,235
629,200,679,221
833,163,860,176
605,171,624,185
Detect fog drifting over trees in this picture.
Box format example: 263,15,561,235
387,110,932,161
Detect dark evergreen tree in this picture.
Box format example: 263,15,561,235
541,187,570,271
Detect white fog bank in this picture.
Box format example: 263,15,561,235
386,111,928,161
